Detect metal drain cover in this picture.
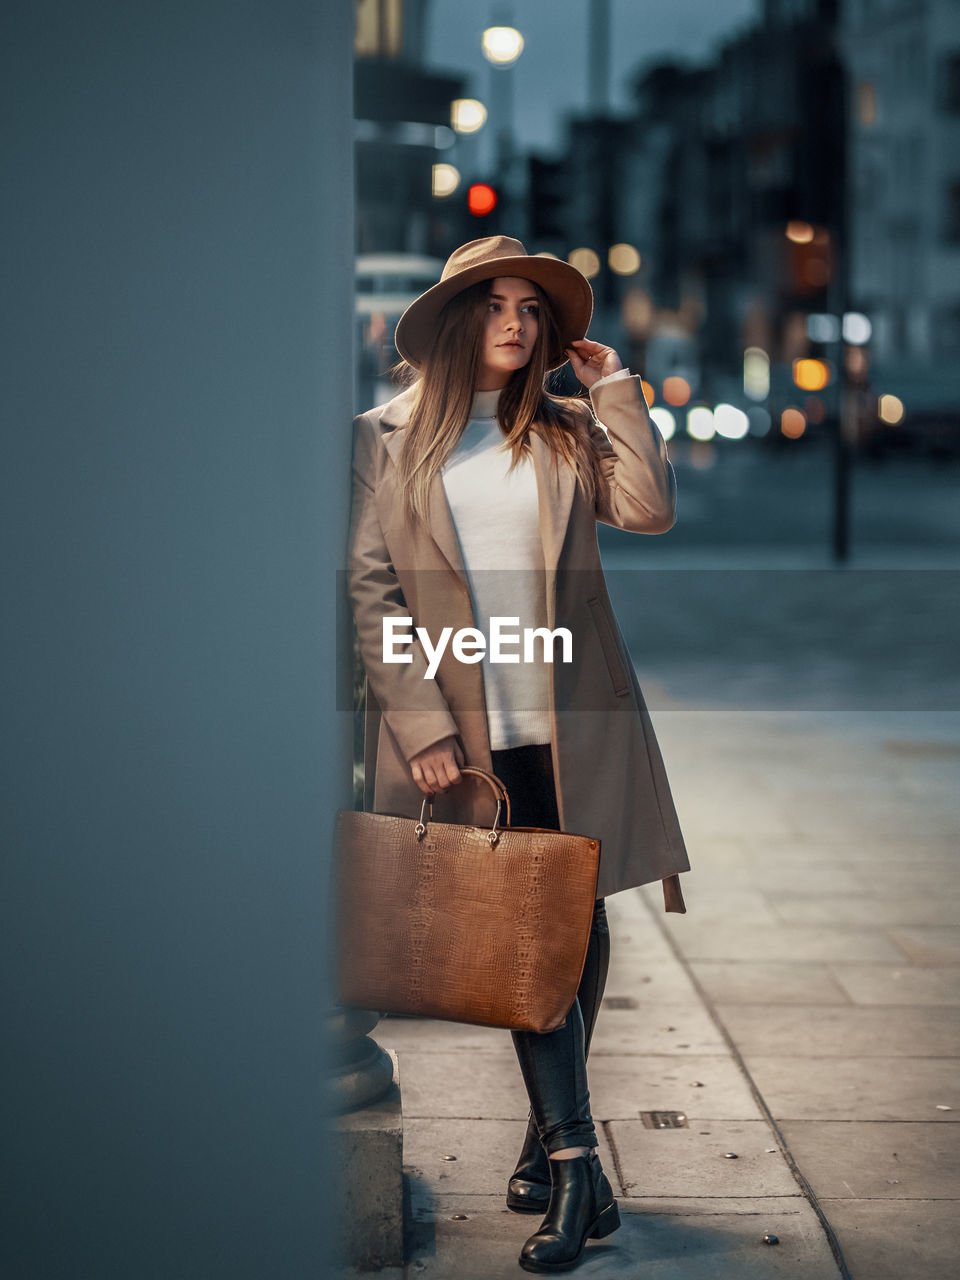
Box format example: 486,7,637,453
640,1111,689,1129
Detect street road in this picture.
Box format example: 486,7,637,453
598,442,960,712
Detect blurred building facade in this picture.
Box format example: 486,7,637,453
842,0,960,370
623,0,846,408
356,0,960,430
354,0,463,254
524,1,846,413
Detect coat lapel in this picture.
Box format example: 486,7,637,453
376,386,577,622
382,418,468,586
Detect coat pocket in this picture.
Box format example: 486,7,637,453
586,596,631,697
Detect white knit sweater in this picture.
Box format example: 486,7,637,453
440,368,631,750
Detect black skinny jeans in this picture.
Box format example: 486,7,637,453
488,743,611,1155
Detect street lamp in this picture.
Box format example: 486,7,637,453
480,18,524,230
451,98,488,135
432,164,461,199
481,25,524,66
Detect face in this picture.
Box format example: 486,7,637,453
477,276,540,389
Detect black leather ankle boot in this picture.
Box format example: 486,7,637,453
518,1150,620,1273
506,1114,552,1213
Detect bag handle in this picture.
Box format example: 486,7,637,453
414,764,512,847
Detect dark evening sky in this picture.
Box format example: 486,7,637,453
425,0,760,161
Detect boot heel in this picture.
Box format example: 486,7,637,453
589,1199,621,1239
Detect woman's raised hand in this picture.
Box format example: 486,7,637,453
565,338,624,389
409,735,465,798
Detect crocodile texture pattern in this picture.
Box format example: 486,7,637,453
333,803,601,1033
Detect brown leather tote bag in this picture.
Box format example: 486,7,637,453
333,767,601,1033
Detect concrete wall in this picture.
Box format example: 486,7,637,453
1,3,354,1275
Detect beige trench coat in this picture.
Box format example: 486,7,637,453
347,373,689,908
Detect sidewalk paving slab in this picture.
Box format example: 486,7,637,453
816,1200,958,1280
660,922,907,964
607,1121,800,1197
408,1194,839,1280
828,963,960,1005
643,705,960,1280
776,1121,960,1200
743,1055,959,1122
714,1003,960,1058
690,961,852,1006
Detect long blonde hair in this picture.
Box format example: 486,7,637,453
390,279,605,527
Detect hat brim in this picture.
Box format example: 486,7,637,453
393,254,594,373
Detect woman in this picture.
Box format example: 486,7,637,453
348,236,689,1273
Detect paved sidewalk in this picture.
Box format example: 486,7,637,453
376,869,843,1279
643,706,960,1280
348,703,958,1278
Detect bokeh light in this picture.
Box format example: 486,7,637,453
687,406,716,440
568,247,600,278
781,407,806,438
843,312,872,345
713,403,750,439
743,347,770,400
878,394,905,424
481,25,524,65
608,243,642,275
688,442,716,469
807,313,841,343
640,380,655,407
467,182,497,216
805,396,827,424
450,99,487,134
786,221,815,244
845,346,869,378
650,407,676,440
431,164,460,199
793,358,831,391
747,406,772,436
621,288,654,337
663,376,692,407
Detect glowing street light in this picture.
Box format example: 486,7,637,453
451,98,488,134
843,312,872,345
743,347,770,401
686,407,715,440
713,404,750,440
650,407,676,440
785,221,815,244
781,408,806,438
432,164,461,199
878,394,904,425
467,182,498,216
568,247,600,279
482,26,524,65
792,358,832,392
663,376,691,408
608,243,641,276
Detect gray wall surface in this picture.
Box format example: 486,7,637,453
1,3,354,1275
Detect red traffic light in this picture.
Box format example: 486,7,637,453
467,183,498,217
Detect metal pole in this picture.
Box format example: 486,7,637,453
832,60,852,564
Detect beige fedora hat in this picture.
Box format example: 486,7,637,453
394,235,594,372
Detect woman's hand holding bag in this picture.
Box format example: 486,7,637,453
408,734,465,797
